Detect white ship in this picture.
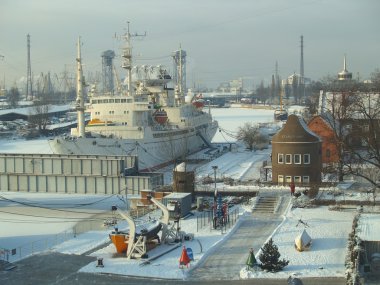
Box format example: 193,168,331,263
49,28,218,171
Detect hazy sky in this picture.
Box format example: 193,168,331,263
0,0,379,89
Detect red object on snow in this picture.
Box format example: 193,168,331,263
290,182,295,195
179,246,191,267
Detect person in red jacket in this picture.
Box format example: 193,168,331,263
290,182,295,196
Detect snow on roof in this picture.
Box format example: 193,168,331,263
357,214,380,241
0,104,72,116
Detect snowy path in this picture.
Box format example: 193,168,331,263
188,194,288,280
188,213,283,280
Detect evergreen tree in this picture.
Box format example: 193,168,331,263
259,238,289,272
246,248,257,269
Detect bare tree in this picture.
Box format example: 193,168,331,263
28,98,50,131
6,86,21,108
237,122,268,151
344,92,380,203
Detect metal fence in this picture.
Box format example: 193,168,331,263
196,208,239,233
0,230,74,263
0,208,154,263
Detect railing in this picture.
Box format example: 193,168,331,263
196,208,239,233
0,230,75,263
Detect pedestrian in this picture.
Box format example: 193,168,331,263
290,182,295,196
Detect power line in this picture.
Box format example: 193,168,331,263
0,194,116,215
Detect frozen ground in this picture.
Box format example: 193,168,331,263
240,206,356,279
1,107,380,281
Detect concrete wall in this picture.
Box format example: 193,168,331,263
0,153,163,195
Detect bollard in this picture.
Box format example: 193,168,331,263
96,257,104,267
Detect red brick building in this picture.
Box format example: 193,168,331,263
307,115,339,165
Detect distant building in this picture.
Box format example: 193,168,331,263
317,55,380,149
271,114,322,186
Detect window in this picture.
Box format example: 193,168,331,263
285,154,292,164
326,149,331,158
294,176,301,183
363,125,369,132
303,176,310,183
115,99,120,103
278,154,284,164
303,154,310,164
294,154,301,164
285,176,292,183
278,175,284,183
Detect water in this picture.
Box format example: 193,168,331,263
210,107,275,143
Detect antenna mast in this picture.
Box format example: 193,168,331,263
120,22,146,97
76,37,85,138
300,35,304,84
26,34,33,100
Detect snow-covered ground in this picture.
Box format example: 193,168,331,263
1,107,380,281
241,206,356,279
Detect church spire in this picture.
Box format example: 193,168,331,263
338,54,352,81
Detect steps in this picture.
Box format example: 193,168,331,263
253,195,278,214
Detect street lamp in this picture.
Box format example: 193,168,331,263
212,165,218,199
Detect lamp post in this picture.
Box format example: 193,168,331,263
212,165,218,199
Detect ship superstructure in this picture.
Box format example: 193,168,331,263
49,26,218,171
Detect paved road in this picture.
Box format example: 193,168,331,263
188,213,282,280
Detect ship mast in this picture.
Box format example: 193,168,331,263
121,22,145,97
76,37,85,138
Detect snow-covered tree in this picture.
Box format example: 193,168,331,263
259,238,289,272
237,122,268,151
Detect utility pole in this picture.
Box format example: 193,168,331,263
26,34,33,100
0,55,4,91
299,35,305,103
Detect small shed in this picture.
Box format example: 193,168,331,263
162,192,192,219
172,162,195,196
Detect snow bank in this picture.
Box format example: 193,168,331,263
240,206,356,279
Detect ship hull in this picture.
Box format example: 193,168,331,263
48,122,218,171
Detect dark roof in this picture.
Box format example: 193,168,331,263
272,114,321,143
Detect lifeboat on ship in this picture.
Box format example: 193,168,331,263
192,99,205,109
109,220,162,253
87,118,115,127
153,109,168,125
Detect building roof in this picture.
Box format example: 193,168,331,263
163,192,192,199
272,114,321,143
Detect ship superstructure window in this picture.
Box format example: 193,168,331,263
109,111,114,114
294,154,301,164
303,154,310,164
278,154,284,164
121,99,127,103
115,99,120,103
285,154,292,164
109,99,114,103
